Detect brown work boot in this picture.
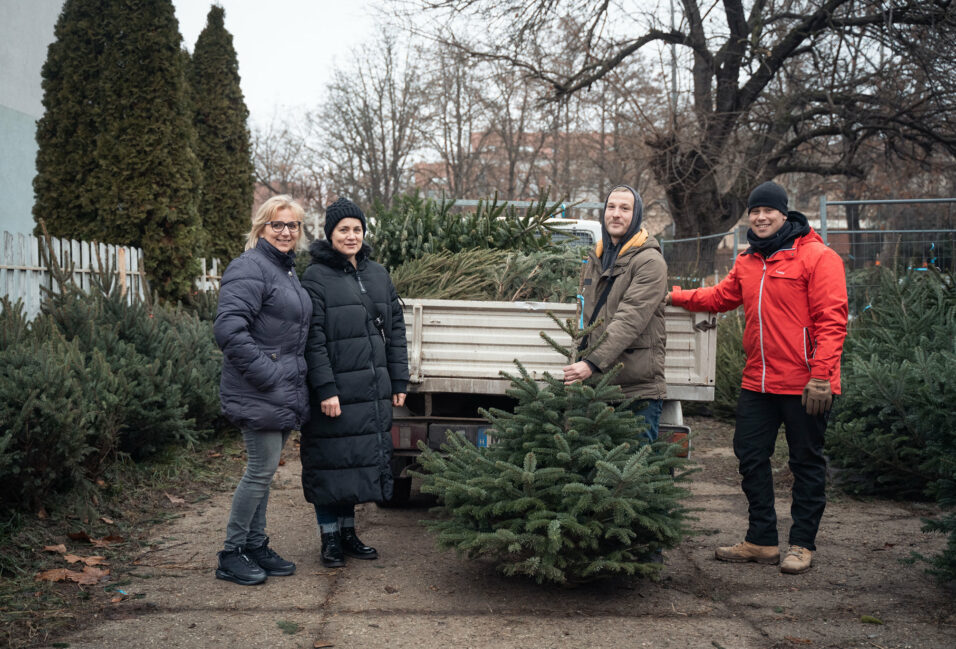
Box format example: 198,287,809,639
780,545,813,574
715,541,780,565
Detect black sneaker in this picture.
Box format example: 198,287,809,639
215,548,267,585
245,537,296,576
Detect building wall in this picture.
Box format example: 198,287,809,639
0,0,65,234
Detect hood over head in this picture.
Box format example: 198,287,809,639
599,184,644,271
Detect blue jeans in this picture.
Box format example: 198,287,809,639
223,429,290,551
626,398,664,443
314,504,356,532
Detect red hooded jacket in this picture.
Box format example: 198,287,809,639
671,229,847,395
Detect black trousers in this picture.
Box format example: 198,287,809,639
734,389,830,551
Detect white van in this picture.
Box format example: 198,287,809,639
546,218,602,250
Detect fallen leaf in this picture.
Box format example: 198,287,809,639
36,508,48,519
68,531,91,543
43,544,67,554
96,479,107,487
64,555,107,566
785,637,812,644
164,492,186,505
861,615,884,625
35,566,109,585
110,595,123,603
207,452,222,459
100,517,114,525
36,569,73,583
74,566,110,585
91,535,125,548
279,458,286,466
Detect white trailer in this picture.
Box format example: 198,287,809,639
388,298,717,501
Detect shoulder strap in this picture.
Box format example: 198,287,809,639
349,272,387,341
587,275,616,327
578,275,616,351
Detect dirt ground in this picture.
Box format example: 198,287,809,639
34,416,955,649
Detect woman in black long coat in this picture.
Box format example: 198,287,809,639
300,198,409,568
213,195,311,585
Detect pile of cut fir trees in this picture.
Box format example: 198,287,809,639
369,192,581,302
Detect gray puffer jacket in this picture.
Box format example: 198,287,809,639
214,238,311,432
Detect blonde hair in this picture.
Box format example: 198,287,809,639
245,195,307,251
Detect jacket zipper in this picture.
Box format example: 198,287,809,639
356,268,390,491
757,258,767,393
285,266,305,429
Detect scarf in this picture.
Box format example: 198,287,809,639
746,211,810,257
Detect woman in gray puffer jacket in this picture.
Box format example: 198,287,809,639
213,195,311,586
300,198,409,568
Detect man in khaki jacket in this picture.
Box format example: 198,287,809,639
563,185,668,440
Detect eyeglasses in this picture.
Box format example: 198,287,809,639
267,221,301,233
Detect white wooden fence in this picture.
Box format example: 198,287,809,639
197,257,223,291
0,230,147,320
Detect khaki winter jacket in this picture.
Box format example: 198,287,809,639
578,229,667,400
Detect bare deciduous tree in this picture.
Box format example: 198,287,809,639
316,30,424,209
415,0,956,270
251,116,327,238
418,43,493,197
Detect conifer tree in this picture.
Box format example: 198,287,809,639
189,5,254,262
33,0,109,242
416,315,693,584
90,0,202,300
33,0,202,301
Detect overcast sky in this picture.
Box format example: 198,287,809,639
172,0,380,127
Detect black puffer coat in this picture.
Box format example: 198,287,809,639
300,240,409,506
213,238,311,432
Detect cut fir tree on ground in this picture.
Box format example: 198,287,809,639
415,313,695,585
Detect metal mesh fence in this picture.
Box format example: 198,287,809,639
660,198,956,312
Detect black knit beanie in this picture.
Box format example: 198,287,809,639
747,181,789,215
323,197,367,239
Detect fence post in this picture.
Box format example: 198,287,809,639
819,195,828,245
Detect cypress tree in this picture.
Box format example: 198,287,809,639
33,0,109,241
189,6,254,262
91,0,202,300
33,0,202,301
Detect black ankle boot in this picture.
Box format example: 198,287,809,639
341,527,378,560
320,531,345,568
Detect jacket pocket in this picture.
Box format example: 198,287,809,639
802,327,815,369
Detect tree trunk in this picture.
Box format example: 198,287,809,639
649,136,748,276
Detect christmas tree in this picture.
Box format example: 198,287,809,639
416,314,693,584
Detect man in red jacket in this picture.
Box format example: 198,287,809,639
668,181,848,574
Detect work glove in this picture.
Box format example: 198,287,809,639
801,378,832,416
